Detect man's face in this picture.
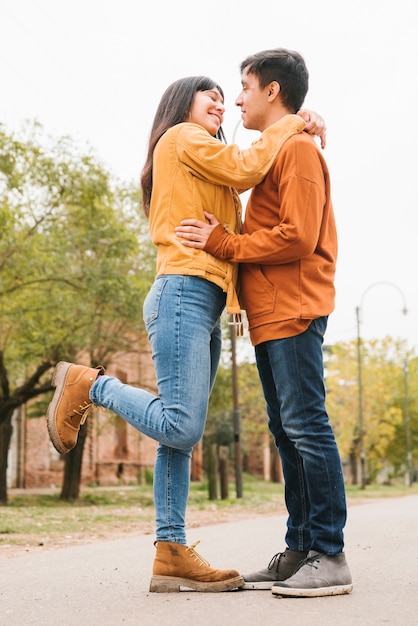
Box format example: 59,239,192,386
235,67,270,132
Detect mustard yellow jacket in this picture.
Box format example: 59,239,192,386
148,114,305,313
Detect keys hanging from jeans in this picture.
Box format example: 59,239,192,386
228,313,244,337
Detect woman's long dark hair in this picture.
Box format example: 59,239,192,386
140,76,226,216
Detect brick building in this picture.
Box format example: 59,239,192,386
7,334,274,492
8,336,205,489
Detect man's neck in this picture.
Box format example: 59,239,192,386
260,106,293,132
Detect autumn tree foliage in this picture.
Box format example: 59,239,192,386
325,338,417,484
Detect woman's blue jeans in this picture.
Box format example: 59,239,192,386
90,275,226,544
255,317,347,555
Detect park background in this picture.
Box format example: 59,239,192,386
1,0,417,506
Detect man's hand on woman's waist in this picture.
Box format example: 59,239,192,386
175,211,219,249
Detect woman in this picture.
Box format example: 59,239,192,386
46,75,320,592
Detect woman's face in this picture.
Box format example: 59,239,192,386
188,88,225,135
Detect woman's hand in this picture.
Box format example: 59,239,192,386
175,211,220,249
298,109,327,149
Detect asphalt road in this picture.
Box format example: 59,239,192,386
2,495,418,625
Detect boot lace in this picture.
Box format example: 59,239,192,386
186,541,211,568
294,553,323,573
72,401,93,424
268,551,286,573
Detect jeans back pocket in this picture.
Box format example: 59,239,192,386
143,277,168,325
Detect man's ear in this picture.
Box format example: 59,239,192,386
268,81,280,99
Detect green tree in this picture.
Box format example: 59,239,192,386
326,338,417,485
0,122,155,503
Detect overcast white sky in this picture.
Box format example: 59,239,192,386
1,0,417,352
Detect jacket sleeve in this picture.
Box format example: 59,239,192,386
204,139,327,265
176,115,305,188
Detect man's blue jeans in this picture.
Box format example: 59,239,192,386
255,317,347,555
90,275,225,544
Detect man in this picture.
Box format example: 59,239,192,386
175,48,352,598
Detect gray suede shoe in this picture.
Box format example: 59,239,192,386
242,549,308,590
271,550,353,597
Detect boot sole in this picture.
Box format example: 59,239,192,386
46,361,73,455
271,582,353,597
149,574,244,593
242,580,276,590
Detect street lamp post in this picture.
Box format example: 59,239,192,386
403,356,414,486
229,119,244,499
230,325,243,498
356,281,409,488
355,305,366,488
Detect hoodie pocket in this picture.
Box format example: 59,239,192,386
240,265,276,318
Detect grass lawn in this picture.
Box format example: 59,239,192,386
1,475,417,555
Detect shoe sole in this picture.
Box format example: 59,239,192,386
149,575,244,593
271,583,353,597
46,361,73,455
242,581,275,590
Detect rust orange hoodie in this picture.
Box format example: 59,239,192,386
203,131,337,345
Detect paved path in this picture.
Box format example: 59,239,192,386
2,495,418,625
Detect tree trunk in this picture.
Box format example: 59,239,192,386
349,447,359,486
60,421,88,501
271,448,283,483
0,413,14,504
207,443,218,501
0,357,53,504
218,445,229,500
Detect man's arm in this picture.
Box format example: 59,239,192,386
175,205,319,265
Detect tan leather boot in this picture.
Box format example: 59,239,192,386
149,540,244,592
47,361,105,454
